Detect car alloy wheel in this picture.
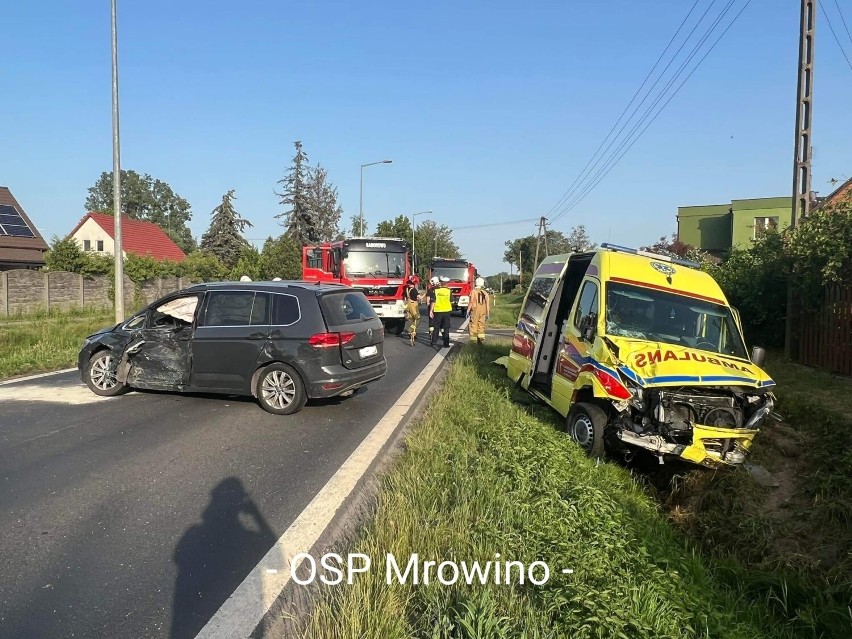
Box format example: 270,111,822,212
261,369,296,410
90,353,118,391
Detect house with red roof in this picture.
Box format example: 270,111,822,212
68,212,187,262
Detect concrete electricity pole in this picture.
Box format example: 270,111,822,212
785,0,816,358
532,217,547,271
111,0,125,323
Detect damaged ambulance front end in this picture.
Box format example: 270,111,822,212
592,336,777,468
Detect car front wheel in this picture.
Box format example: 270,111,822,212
256,363,307,415
84,351,130,397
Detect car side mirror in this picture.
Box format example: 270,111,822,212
579,312,597,342
751,345,766,367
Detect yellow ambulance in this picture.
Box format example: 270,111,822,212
506,244,777,468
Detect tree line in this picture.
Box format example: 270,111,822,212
46,140,464,283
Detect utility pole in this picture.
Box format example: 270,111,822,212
111,0,125,323
785,0,816,359
518,249,523,285
532,217,546,272
543,218,550,257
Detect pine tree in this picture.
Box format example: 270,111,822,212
275,141,315,244
306,164,343,241
200,190,253,269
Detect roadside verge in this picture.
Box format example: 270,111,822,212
298,343,824,639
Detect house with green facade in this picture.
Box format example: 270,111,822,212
677,196,792,257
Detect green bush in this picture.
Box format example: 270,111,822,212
711,232,789,348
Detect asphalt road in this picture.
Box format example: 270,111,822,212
0,313,464,639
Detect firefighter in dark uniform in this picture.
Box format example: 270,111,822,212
426,276,439,341
429,276,453,348
404,275,421,346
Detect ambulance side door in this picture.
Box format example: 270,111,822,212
551,277,600,414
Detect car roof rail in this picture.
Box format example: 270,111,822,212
599,242,701,269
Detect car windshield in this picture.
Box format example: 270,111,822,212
431,266,469,282
604,282,748,359
344,250,406,277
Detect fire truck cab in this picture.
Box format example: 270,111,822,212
429,258,477,314
303,237,412,334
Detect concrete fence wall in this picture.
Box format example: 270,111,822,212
0,269,199,316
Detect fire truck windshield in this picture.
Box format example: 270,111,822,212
344,250,406,278
432,266,469,282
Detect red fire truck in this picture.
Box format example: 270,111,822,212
429,258,477,315
302,237,413,334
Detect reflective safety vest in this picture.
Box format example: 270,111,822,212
433,287,453,312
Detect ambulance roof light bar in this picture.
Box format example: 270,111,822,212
600,243,701,270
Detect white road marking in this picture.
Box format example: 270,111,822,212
0,382,110,405
0,368,76,386
196,345,453,639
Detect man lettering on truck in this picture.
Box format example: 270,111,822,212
429,276,453,348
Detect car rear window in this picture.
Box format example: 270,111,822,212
320,291,377,326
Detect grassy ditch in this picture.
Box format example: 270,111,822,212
665,352,852,638
487,292,523,328
0,307,115,379
302,344,833,639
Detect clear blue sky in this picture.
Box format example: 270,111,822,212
2,0,851,275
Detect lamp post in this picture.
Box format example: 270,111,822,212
111,0,125,323
410,209,431,255
359,159,392,236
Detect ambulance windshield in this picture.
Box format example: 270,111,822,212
604,282,747,359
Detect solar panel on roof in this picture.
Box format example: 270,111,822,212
5,225,35,237
0,204,36,238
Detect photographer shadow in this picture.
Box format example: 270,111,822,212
170,477,277,639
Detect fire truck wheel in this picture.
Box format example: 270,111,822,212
388,319,406,335
566,402,606,459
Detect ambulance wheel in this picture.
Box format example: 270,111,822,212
567,403,606,458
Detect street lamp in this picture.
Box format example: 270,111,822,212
410,209,432,255
359,159,392,236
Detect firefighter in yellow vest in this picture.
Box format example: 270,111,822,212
467,277,491,344
429,276,453,348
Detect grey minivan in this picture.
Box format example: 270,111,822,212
77,282,387,415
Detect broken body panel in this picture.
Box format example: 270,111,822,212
507,247,776,468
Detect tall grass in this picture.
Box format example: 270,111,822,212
0,308,115,379
488,293,523,328
302,344,829,639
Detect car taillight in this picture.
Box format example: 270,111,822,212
309,332,356,347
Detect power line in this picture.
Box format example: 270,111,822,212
552,0,741,222
821,0,852,73
542,0,705,220
450,217,539,231
832,0,852,49
551,0,752,223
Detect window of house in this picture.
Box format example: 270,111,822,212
753,216,779,238
573,281,599,329
97,240,104,252
83,239,91,251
